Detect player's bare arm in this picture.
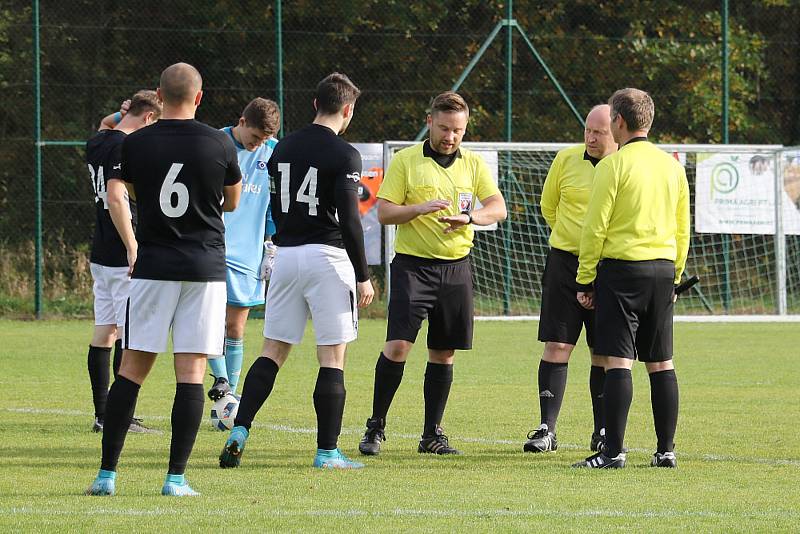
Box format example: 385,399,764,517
376,198,451,225
335,179,374,308
98,99,131,131
222,182,242,212
439,193,507,234
106,179,137,275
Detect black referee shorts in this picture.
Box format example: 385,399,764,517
538,247,594,348
593,259,675,362
386,253,474,350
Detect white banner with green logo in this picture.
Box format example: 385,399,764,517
695,152,800,235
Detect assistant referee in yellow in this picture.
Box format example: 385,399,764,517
574,88,690,469
358,91,507,456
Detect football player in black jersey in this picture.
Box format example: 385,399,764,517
87,63,242,497
219,72,374,470
85,91,161,435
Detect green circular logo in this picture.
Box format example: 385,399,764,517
711,162,739,193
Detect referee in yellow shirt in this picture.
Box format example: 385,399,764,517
358,92,507,456
574,88,690,469
524,105,617,455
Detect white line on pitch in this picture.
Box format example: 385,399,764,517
6,407,800,467
2,506,799,520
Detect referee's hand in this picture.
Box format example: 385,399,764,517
577,291,594,310
439,212,470,234
416,199,451,215
357,280,375,308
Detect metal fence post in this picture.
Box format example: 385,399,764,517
33,0,43,319
775,150,787,315
275,0,284,138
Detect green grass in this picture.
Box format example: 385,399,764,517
1,319,798,532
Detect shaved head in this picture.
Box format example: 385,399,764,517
159,63,202,105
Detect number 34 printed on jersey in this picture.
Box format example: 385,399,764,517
276,163,320,215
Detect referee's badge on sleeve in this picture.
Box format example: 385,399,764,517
458,192,474,213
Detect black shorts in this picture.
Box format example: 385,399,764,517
538,248,594,347
386,253,474,350
593,259,675,362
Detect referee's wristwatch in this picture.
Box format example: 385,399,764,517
464,212,473,225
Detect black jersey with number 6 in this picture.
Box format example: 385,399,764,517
121,119,242,282
267,123,369,282
86,129,136,267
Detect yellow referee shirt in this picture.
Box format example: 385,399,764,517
540,144,598,255
378,142,500,260
577,139,690,285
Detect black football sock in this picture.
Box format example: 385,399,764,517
649,369,679,453
167,383,204,475
589,365,606,434
371,352,405,422
112,339,123,380
100,376,140,472
87,345,111,419
538,360,568,432
313,367,346,450
234,356,280,430
603,368,633,458
423,362,453,437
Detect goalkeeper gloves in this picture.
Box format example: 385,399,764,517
259,241,277,280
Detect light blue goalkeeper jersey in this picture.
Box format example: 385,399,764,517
221,126,277,277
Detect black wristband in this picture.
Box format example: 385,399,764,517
576,282,594,292
467,213,473,225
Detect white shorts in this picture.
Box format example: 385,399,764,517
91,263,130,328
124,279,226,355
263,244,357,345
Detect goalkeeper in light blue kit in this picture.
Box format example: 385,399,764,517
207,98,281,402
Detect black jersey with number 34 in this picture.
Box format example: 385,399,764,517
267,123,369,282
86,129,135,267
121,119,242,282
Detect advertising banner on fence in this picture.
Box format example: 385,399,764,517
695,152,800,235
351,143,383,265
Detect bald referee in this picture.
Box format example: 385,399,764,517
573,88,689,469
358,91,507,456
524,104,617,455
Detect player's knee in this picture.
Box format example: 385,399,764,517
428,349,455,364
542,342,573,363
646,360,674,373
225,321,245,339
383,340,412,362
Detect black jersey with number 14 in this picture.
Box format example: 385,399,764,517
267,123,369,282
86,129,136,267
121,119,242,282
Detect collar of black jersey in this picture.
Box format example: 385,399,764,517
623,136,648,147
583,151,601,167
424,140,461,169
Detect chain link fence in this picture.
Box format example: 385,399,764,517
2,1,800,317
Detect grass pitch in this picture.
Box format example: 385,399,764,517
0,319,798,532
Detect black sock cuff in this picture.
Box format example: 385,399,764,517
425,362,453,381
317,367,345,384
590,365,605,373
175,382,205,401
540,360,568,370
606,368,632,380
255,356,280,375
377,353,405,376
649,369,677,381
115,375,141,394
89,345,112,354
